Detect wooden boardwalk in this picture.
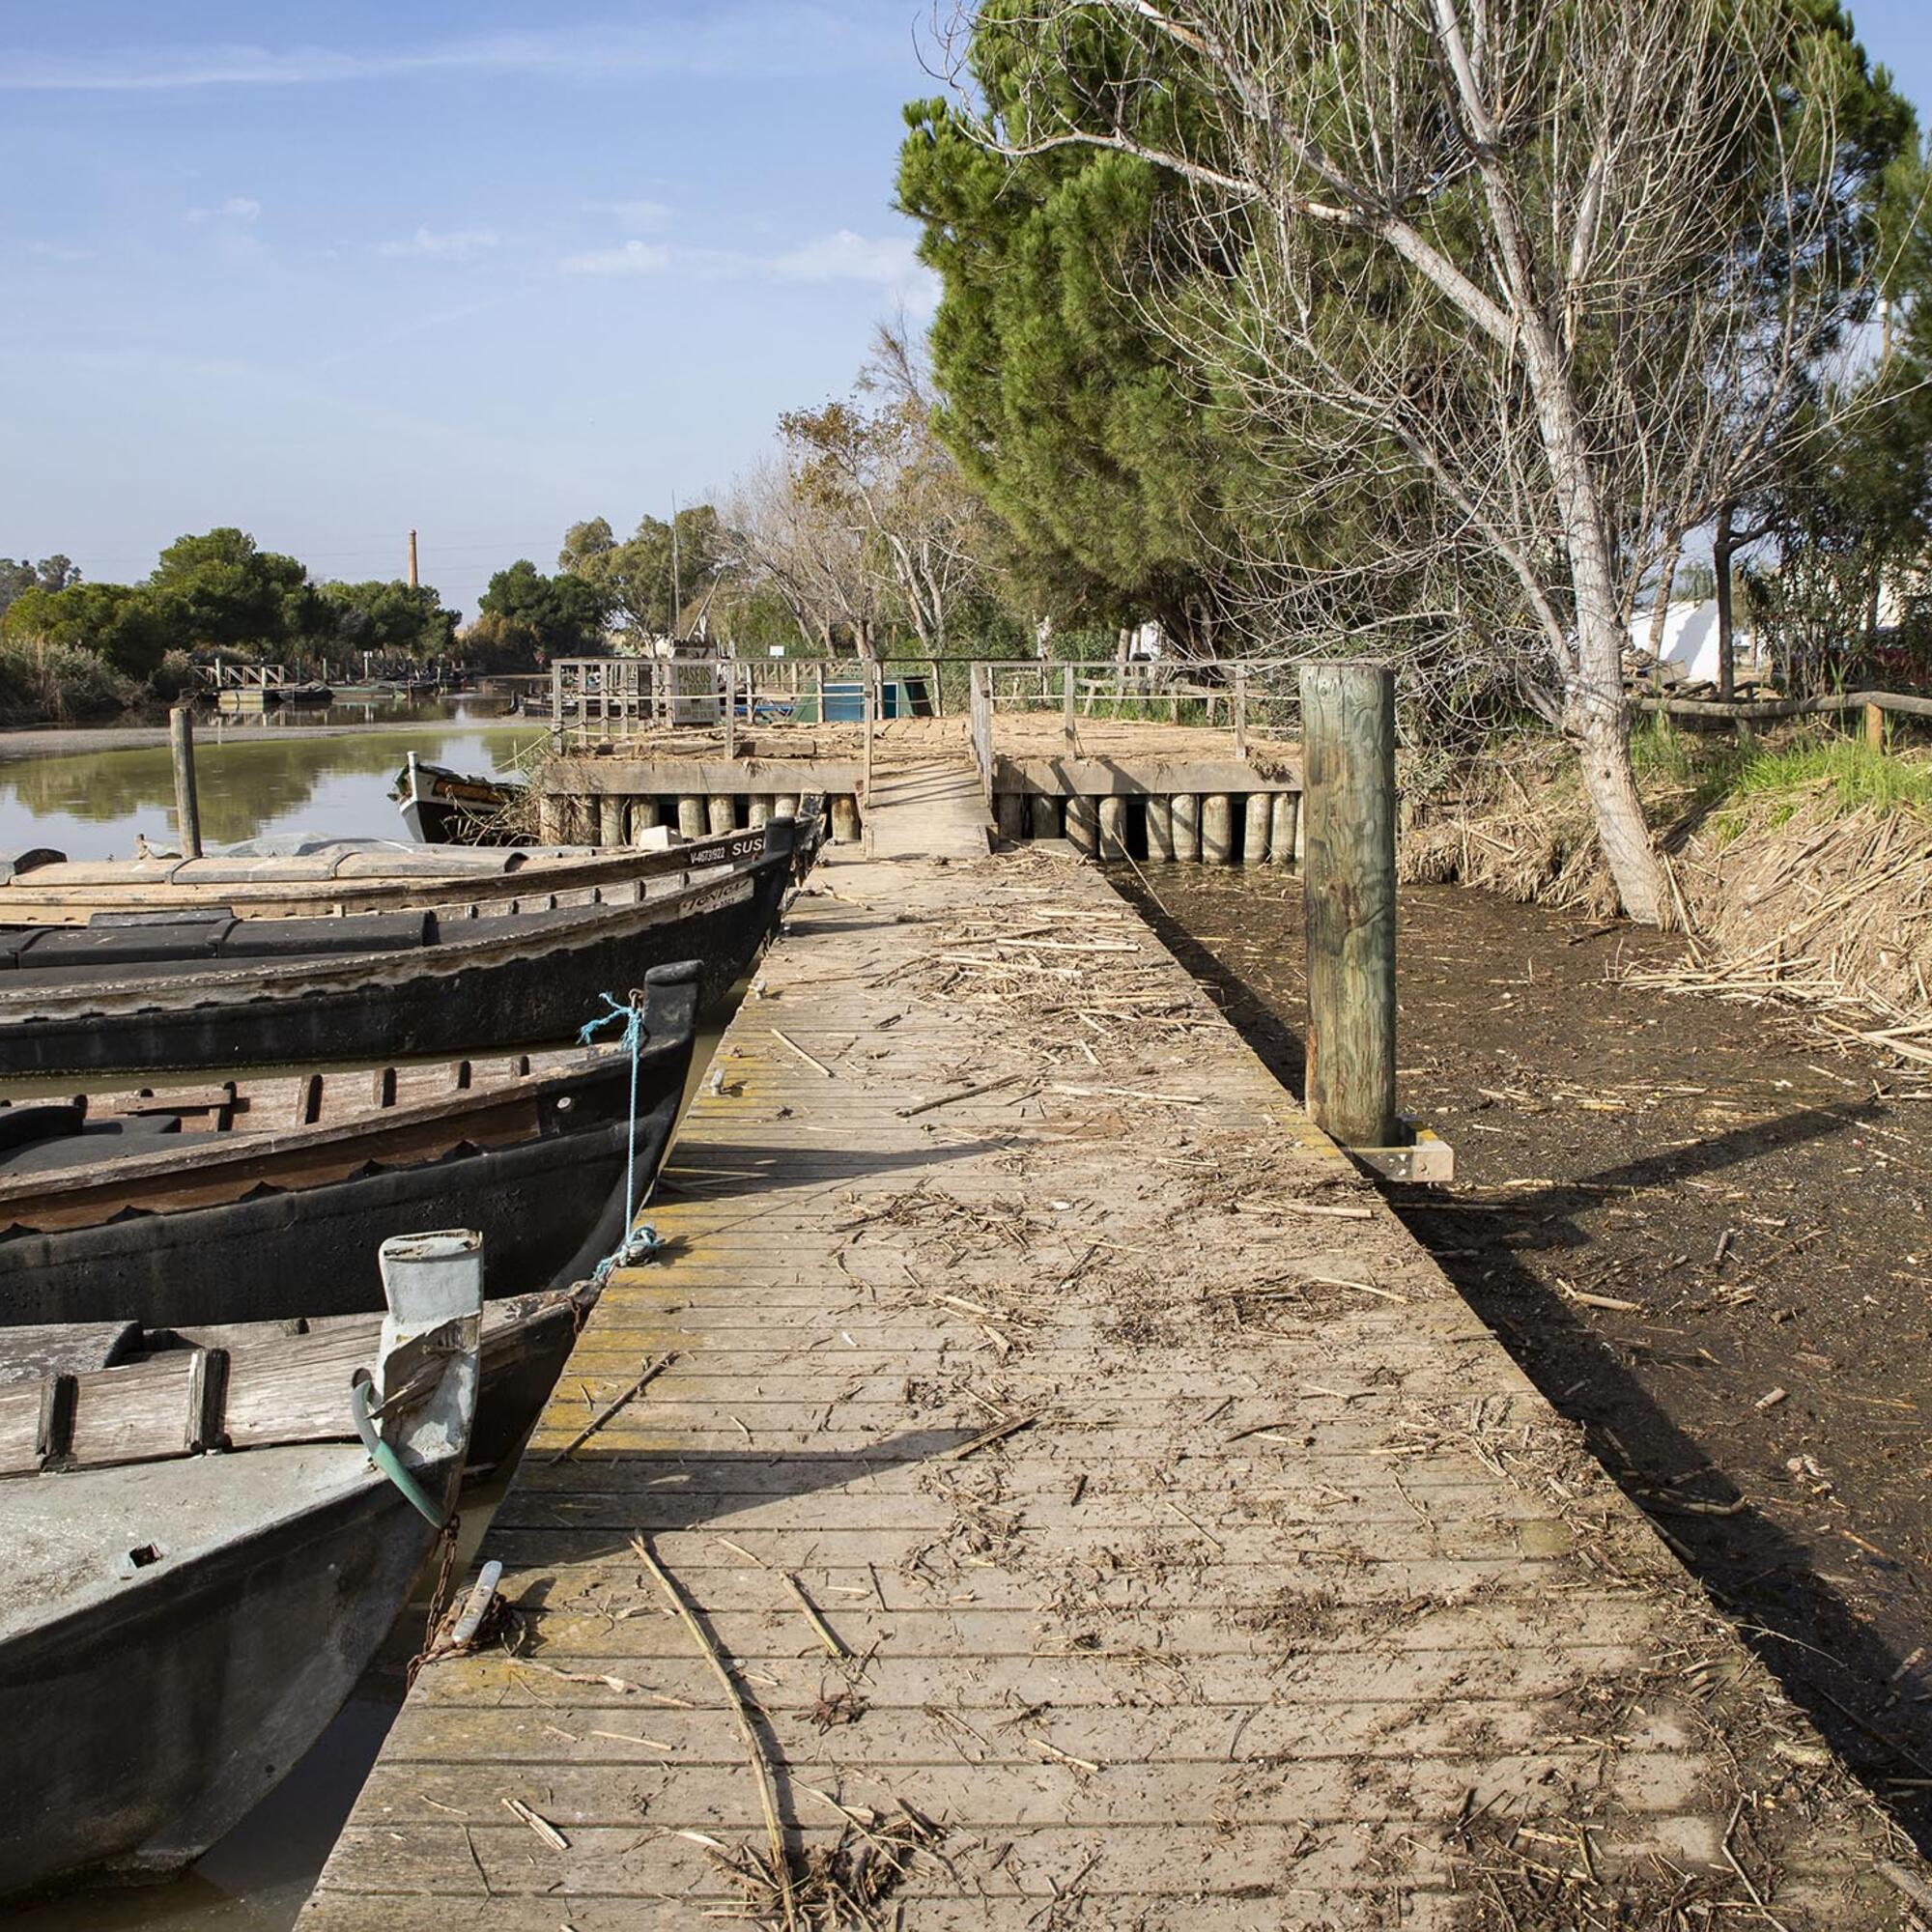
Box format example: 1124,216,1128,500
305,761,1918,1929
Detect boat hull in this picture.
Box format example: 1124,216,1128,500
397,762,523,846
0,1044,692,1330
0,1464,444,1895
0,842,788,1075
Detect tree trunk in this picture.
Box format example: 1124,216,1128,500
1713,507,1736,702
1517,327,1665,925
1646,537,1682,660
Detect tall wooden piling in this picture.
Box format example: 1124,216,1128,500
677,796,706,840
995,792,1026,843
1200,793,1234,865
597,797,625,848
1063,663,1077,750
1243,793,1272,866
831,795,862,842
1030,794,1061,840
775,793,801,822
1299,662,1397,1149
629,797,662,844
1097,795,1128,859
168,706,202,860
748,795,772,830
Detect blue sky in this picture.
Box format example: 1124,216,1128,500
0,2,949,617
2,0,1930,622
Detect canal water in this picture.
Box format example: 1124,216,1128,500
0,697,542,860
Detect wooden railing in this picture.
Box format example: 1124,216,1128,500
549,653,1317,765
200,661,289,690
552,655,954,735
1634,687,1932,738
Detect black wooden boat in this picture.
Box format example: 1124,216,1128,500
394,754,525,844
0,1228,486,1898
0,959,698,1327
0,819,795,1075
0,817,807,923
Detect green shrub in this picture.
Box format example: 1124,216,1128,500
147,648,201,703
0,638,140,724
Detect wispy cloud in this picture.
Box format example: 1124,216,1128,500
587,197,673,231
775,230,921,288
380,226,501,261
775,230,941,312
28,241,93,263
308,296,515,375
559,239,672,277
555,229,935,305
186,194,261,224
0,12,896,92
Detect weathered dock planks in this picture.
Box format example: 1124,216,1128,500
304,759,1918,1928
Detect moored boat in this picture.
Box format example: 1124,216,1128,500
0,820,794,1074
0,1228,486,1898
0,816,805,923
0,1278,591,1497
394,753,526,844
0,959,699,1326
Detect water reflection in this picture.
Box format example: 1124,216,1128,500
0,725,542,857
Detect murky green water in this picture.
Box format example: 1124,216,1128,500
0,700,543,860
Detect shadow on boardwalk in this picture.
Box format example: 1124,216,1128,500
1121,869,1932,1853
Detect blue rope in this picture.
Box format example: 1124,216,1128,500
579,992,662,1280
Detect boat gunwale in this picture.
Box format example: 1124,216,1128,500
0,1041,658,1210
0,857,768,1021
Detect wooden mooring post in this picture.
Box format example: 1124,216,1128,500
1299,662,1396,1148
168,705,203,860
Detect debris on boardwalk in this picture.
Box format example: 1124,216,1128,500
305,764,1927,1929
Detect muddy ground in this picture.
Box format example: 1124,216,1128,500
1115,863,1932,1846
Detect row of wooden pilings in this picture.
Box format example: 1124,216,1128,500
994,789,1300,866
535,791,864,847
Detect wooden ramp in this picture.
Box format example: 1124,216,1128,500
305,761,1915,1928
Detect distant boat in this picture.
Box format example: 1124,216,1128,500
0,820,800,1074
0,961,700,1327
0,1228,486,1898
394,755,526,845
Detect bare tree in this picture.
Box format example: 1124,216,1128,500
725,327,997,660
946,0,1897,923
725,454,883,658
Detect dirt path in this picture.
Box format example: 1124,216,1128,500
1118,863,1932,1846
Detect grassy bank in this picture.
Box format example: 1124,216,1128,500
1404,719,1932,1053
